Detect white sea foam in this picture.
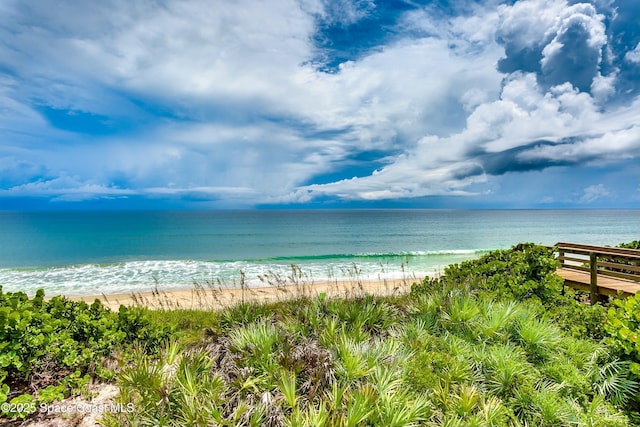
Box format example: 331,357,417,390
0,257,456,297
355,249,486,257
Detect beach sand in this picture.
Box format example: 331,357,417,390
69,277,420,311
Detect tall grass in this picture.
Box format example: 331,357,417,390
92,262,415,315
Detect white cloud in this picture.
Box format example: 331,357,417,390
317,0,376,26
518,125,640,163
497,0,609,92
2,175,135,202
1,1,505,204
580,184,610,203
625,42,640,63
307,1,636,204
591,72,617,102
0,0,638,206
496,0,565,50
300,67,639,201
539,3,606,87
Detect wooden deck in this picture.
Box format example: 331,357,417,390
556,242,640,303
556,268,640,297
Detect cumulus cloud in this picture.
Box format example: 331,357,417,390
497,0,610,93
300,68,639,201
294,0,638,203
539,3,606,92
0,0,638,207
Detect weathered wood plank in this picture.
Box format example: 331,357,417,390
554,242,640,302
556,242,640,259
596,260,640,274
589,252,598,305
558,255,589,264
596,269,640,283
556,268,640,297
560,264,590,273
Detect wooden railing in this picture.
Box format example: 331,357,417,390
556,242,640,303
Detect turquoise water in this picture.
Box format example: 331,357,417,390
0,210,637,296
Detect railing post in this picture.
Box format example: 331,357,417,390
558,248,565,295
589,252,598,305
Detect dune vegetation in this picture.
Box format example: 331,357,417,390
1,243,639,426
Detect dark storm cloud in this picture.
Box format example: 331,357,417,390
478,141,573,176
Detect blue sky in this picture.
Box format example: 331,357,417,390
0,0,638,210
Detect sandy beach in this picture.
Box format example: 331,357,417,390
69,277,420,311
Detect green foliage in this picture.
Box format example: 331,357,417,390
136,307,220,344
591,358,639,407
117,306,176,353
412,243,610,340
0,288,173,420
618,241,640,250
107,287,638,426
218,301,274,330
606,293,640,367
415,243,562,304
604,292,640,411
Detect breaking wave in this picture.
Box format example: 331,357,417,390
0,249,488,296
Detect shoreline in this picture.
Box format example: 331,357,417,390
68,277,421,311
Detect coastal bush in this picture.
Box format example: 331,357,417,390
412,243,561,304
605,293,640,367
0,287,173,419
104,288,636,426
410,241,640,418
136,307,221,345
618,241,640,250
411,243,609,340
604,293,640,413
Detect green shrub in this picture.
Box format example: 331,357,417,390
604,241,640,381
0,287,173,419
104,288,640,426
618,241,640,250
117,306,174,353
411,244,609,340
605,293,640,373
440,243,561,304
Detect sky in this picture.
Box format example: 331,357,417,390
0,0,638,210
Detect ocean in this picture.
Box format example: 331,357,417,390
0,209,637,296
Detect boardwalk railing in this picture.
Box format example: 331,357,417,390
556,242,640,303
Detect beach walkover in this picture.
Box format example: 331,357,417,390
556,242,640,304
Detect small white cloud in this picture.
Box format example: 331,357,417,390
540,196,555,204
580,184,610,203
625,42,640,63
591,72,617,102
